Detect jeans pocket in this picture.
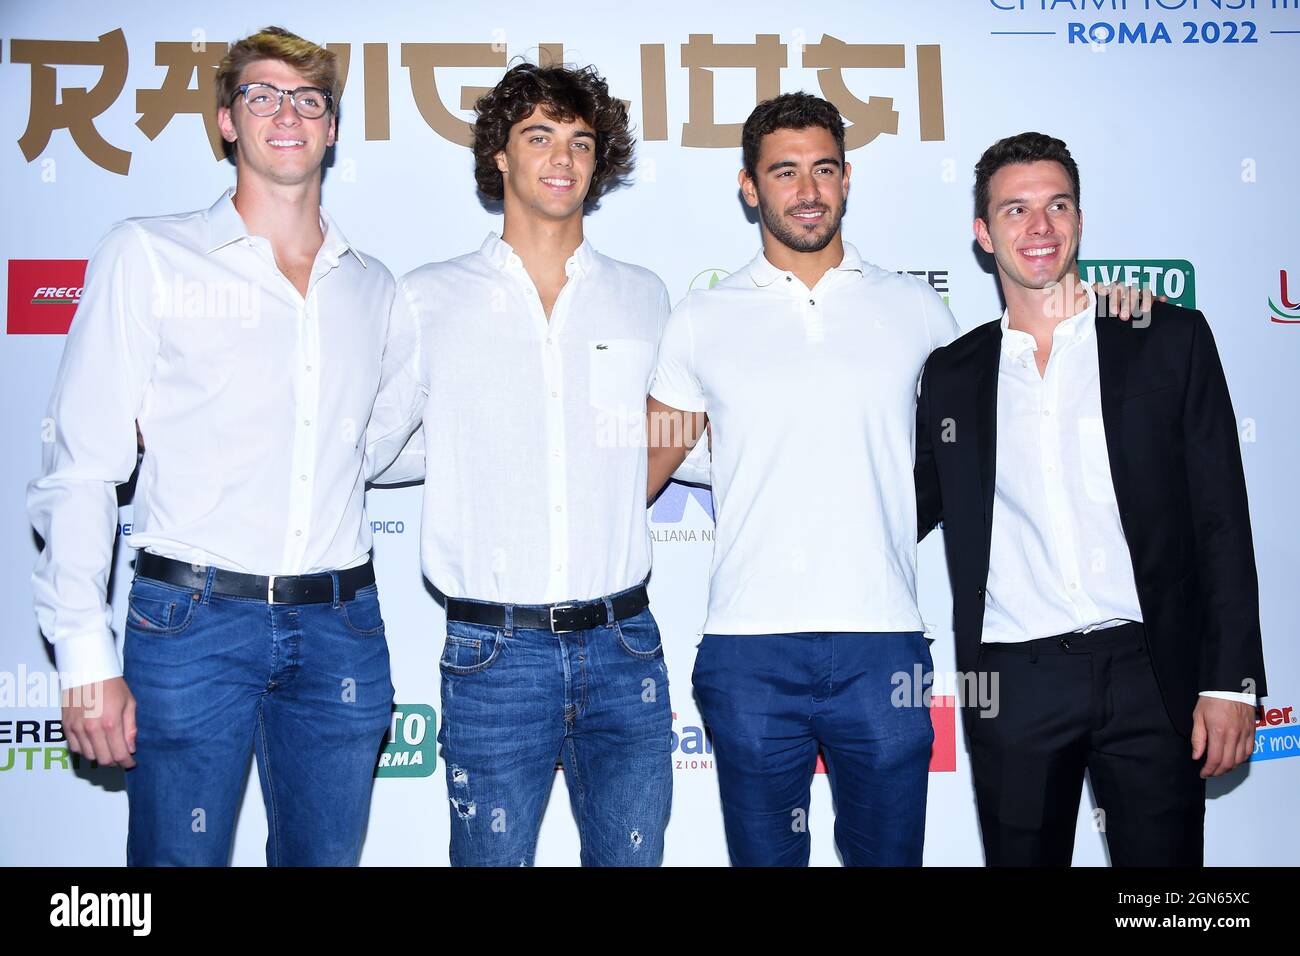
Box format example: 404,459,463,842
126,579,199,635
613,608,664,660
340,583,386,636
440,621,505,675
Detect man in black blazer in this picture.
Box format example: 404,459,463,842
914,132,1266,866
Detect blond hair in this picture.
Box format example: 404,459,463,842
215,26,338,113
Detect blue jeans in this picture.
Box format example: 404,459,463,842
692,630,934,866
436,598,673,866
122,570,394,866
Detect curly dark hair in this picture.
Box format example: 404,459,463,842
974,132,1080,221
741,92,846,180
472,62,634,205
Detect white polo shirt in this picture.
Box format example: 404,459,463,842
650,242,959,635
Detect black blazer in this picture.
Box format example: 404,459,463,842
915,301,1266,737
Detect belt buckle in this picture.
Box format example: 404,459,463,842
267,575,278,605
549,604,577,634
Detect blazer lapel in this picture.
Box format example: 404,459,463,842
974,325,1002,534
1094,306,1131,514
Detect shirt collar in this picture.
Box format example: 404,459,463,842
480,232,595,278
999,282,1096,362
204,187,366,268
747,240,865,288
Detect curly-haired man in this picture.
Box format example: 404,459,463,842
367,62,692,866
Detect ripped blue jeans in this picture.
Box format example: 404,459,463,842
436,597,672,866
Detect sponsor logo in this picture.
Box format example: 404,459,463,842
376,704,436,777
900,268,951,308
1269,269,1300,324
1078,258,1196,308
650,481,714,525
1252,703,1299,763
7,259,86,333
688,268,730,295
370,520,406,534
672,712,714,771
0,718,82,771
671,698,957,773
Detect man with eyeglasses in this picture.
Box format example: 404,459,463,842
28,26,397,866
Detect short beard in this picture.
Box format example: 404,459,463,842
757,192,844,253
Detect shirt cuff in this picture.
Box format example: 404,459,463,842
53,629,123,689
1198,690,1257,708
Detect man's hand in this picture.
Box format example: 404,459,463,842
62,676,137,769
1190,696,1255,778
1093,282,1166,322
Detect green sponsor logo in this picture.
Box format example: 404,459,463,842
376,704,436,778
1078,259,1195,308
688,268,730,293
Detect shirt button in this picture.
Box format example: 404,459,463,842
299,475,308,482
305,365,313,373
785,276,792,282
1046,465,1055,473
555,563,563,572
303,420,311,427
551,391,558,398
808,299,816,306
295,530,303,537
546,337,553,345
1042,409,1050,417
554,505,562,513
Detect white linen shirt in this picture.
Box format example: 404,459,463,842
366,233,673,605
984,286,1252,705
28,189,396,687
650,242,960,636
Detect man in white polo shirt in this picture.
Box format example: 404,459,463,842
646,92,959,866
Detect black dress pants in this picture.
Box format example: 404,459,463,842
967,622,1206,866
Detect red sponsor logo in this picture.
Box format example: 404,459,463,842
7,259,87,334
814,695,957,773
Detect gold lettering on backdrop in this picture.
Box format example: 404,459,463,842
10,32,946,171
135,41,229,159
804,34,903,149
12,28,132,174
461,42,564,110
640,44,668,142
681,34,787,148
916,43,945,142
363,43,390,140
401,42,506,147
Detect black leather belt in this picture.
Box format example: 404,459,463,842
445,584,649,634
135,551,375,605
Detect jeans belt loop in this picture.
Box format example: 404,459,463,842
602,594,616,627
504,604,514,636
331,570,341,608
202,564,218,605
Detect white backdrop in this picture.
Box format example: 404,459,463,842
2,0,1297,866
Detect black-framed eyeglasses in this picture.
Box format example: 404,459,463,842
232,83,333,119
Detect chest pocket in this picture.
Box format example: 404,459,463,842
588,338,654,416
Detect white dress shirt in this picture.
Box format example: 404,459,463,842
650,242,960,636
984,285,1252,705
366,233,672,604
28,189,396,687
